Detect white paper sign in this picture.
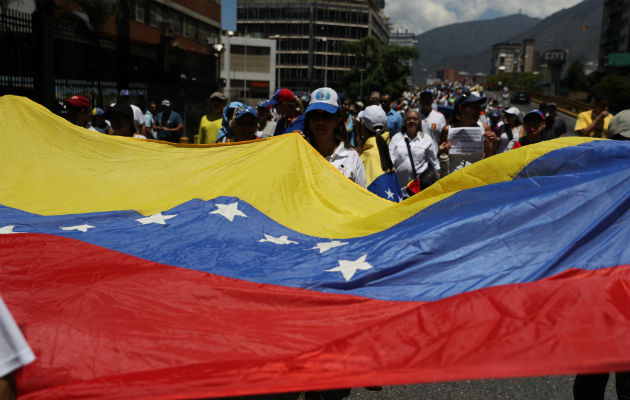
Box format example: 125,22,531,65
447,127,484,155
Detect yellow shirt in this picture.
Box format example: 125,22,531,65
574,110,613,138
197,113,223,144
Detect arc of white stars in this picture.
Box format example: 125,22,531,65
326,254,374,282
259,234,298,245
136,212,177,225
61,224,95,233
312,240,348,254
210,202,247,222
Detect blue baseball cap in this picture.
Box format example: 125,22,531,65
524,109,545,121
233,105,258,120
453,93,487,111
306,87,339,114
119,89,131,97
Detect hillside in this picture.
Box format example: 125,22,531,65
412,0,603,83
412,14,540,82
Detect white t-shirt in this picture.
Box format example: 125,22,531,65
0,295,35,377
325,141,366,187
130,104,146,134
419,109,446,155
389,132,439,192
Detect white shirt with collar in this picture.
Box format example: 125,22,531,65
419,109,446,155
389,131,439,192
325,141,366,188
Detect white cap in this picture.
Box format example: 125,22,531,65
305,87,339,114
504,107,520,116
362,105,387,132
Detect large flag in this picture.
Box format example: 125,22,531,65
0,95,628,399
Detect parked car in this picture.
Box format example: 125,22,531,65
511,90,531,104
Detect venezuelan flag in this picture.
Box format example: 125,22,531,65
0,96,628,399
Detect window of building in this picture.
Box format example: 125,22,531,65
134,0,145,23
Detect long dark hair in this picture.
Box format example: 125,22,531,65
303,110,350,154
360,124,394,172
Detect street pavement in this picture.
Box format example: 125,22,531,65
346,375,618,399
486,91,577,133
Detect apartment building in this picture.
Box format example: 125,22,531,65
236,0,389,94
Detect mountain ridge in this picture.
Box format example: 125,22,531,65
412,0,603,83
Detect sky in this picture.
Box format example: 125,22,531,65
384,0,584,34
222,0,237,31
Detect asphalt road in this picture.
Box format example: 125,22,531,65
486,91,577,132
345,375,619,399
227,375,619,399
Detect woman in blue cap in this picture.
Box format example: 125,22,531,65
303,87,365,187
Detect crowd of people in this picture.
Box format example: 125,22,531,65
61,82,629,205
0,84,626,400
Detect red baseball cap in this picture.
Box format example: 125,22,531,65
267,88,295,106
65,95,90,109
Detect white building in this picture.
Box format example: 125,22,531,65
221,34,277,102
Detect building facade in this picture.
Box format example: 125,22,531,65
220,35,276,102
598,0,630,68
1,0,222,139
490,39,535,75
236,0,389,94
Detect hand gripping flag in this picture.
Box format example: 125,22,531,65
0,96,628,399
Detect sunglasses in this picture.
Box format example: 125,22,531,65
309,111,336,121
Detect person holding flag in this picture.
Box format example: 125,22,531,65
303,87,365,187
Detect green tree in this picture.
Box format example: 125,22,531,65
562,60,588,92
340,36,418,99
592,73,630,114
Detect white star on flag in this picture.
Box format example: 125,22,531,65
210,202,247,222
398,196,403,202
312,240,348,254
326,254,373,282
136,212,177,225
385,188,394,199
259,234,298,245
0,225,19,234
61,224,95,233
